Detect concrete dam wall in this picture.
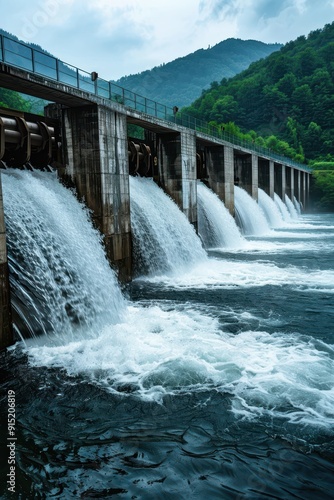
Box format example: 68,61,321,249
0,99,311,350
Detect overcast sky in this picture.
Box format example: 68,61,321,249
1,0,334,80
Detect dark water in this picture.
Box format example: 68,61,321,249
1,172,334,499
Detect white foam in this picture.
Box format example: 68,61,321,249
25,303,334,429
141,258,334,292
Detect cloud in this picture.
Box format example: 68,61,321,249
197,0,334,45
0,0,333,80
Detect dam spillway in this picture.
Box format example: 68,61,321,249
0,32,312,349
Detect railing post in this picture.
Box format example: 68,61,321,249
55,58,59,82
31,47,35,72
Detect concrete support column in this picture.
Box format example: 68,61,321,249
158,130,197,228
251,153,258,201
269,160,274,199
224,145,234,215
62,104,131,282
0,173,13,350
205,144,234,215
181,130,197,227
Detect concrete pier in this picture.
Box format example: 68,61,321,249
251,154,259,200
157,130,197,229
199,144,234,215
62,104,132,281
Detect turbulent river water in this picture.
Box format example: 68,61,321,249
0,171,333,499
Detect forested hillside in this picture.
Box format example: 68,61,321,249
114,39,282,108
183,23,334,163
181,22,334,210
0,29,280,114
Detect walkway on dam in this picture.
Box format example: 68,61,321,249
0,33,310,173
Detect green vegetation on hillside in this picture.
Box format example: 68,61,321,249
114,39,282,108
0,88,32,112
183,23,334,164
1,25,334,210
310,162,334,211
181,23,334,210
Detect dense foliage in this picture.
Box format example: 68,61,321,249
183,23,334,164
1,25,334,209
180,23,334,210
114,39,281,108
310,162,334,211
0,88,32,112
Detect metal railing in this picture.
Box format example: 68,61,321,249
0,33,311,172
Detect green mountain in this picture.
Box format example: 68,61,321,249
183,22,334,163
113,39,282,108
0,29,281,114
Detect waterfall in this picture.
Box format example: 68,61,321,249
234,186,270,235
294,196,302,215
274,193,292,222
258,189,285,228
129,176,206,276
197,181,245,249
2,169,125,341
285,194,299,219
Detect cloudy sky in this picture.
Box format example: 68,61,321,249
1,0,334,80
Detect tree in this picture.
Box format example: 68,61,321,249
304,122,322,158
0,88,32,112
211,95,238,123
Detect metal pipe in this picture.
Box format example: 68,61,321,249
0,114,56,165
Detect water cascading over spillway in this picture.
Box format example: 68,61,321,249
234,186,270,235
285,194,299,219
258,188,285,228
2,169,125,341
274,193,292,222
129,176,206,276
197,181,246,249
294,196,302,215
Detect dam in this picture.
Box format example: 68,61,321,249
0,33,312,349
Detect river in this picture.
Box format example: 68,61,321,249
0,171,333,499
